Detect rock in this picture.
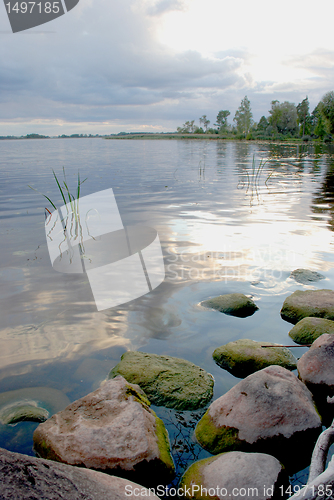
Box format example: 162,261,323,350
179,451,289,500
289,317,334,345
290,269,325,284
201,293,258,317
0,387,70,415
195,365,321,472
281,289,334,324
0,447,160,499
298,334,334,421
212,339,297,378
33,376,175,487
0,401,49,425
109,351,214,410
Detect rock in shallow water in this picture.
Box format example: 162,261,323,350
0,447,160,499
195,365,321,472
281,289,334,324
33,376,175,487
290,269,325,284
179,451,289,500
201,293,258,317
0,401,49,425
288,317,334,345
213,339,297,378
109,351,214,410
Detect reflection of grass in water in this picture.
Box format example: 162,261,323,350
153,406,212,492
238,155,274,206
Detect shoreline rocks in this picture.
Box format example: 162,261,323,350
0,447,160,499
281,289,334,324
290,269,325,284
109,351,214,410
201,293,258,318
179,451,289,500
213,339,297,378
195,365,321,472
289,317,334,345
33,376,175,487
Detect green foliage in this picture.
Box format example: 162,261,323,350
193,126,204,134
297,97,311,137
199,115,210,132
269,100,298,135
318,91,334,135
177,120,195,133
257,116,269,132
215,110,230,133
233,96,253,137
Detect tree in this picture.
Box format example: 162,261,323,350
215,110,230,133
199,115,210,132
233,96,253,137
297,97,310,137
318,91,334,135
269,100,298,135
177,120,195,133
257,116,269,132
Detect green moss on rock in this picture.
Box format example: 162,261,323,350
0,402,49,425
109,351,214,410
289,317,334,345
195,411,242,455
212,339,297,378
201,293,258,318
281,289,334,324
179,455,220,500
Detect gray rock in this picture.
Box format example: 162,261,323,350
195,365,321,472
281,289,334,324
213,339,297,378
290,269,325,284
33,376,175,487
0,401,49,425
0,447,160,499
201,293,258,318
298,334,334,419
289,317,334,345
109,351,214,410
179,451,289,500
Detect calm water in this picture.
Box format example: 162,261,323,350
1,138,334,483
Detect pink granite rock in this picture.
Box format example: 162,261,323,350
195,365,321,472
33,376,174,487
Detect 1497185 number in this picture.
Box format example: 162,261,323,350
5,2,60,14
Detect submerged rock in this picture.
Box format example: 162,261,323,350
195,365,321,472
281,289,334,324
0,447,160,499
298,334,334,421
212,339,297,378
179,451,288,500
289,317,334,345
109,351,214,410
0,401,49,425
290,269,325,284
33,376,175,487
201,293,258,317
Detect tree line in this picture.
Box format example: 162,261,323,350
176,91,334,142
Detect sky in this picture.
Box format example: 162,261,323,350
1,0,334,135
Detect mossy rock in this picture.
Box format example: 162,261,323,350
109,351,214,410
0,402,49,425
201,293,258,318
289,317,334,345
212,339,297,378
281,289,334,324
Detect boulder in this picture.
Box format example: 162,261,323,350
213,339,297,378
33,376,175,487
195,365,321,472
298,334,334,421
289,317,334,345
0,447,160,499
201,293,258,318
0,401,49,425
109,351,214,410
281,289,334,324
179,451,289,500
290,269,325,284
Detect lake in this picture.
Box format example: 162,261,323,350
1,138,334,486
